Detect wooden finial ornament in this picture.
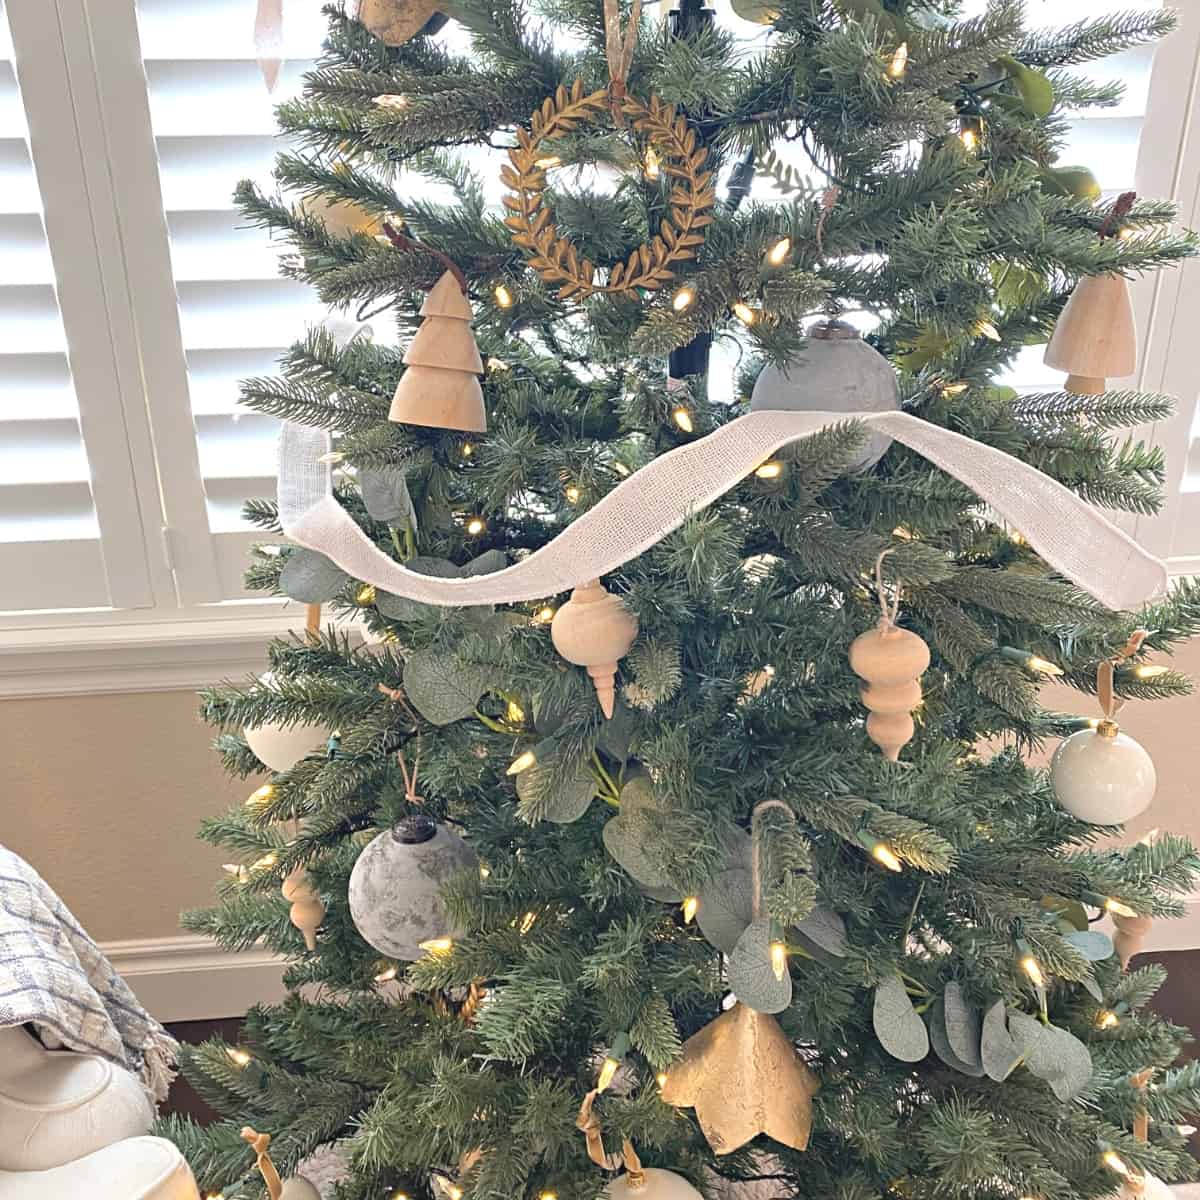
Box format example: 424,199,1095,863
1044,192,1138,395
1113,911,1153,969
550,579,638,718
848,552,930,761
282,866,325,951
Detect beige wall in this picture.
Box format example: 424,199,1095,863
2,639,1199,944
1,690,244,942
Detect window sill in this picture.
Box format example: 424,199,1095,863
0,604,339,699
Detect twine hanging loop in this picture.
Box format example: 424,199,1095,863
603,0,642,124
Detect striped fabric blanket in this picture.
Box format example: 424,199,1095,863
0,844,177,1101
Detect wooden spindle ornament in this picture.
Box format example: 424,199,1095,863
1113,911,1153,970
848,554,930,761
282,866,325,951
550,579,638,718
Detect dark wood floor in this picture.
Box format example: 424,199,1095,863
163,950,1200,1130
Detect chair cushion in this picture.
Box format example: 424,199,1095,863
0,1027,152,1171
0,1136,199,1200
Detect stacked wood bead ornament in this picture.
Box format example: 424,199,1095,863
1044,192,1138,395
388,264,486,433
551,579,638,718
1051,647,1155,824
848,556,929,761
282,866,325,952
348,814,478,960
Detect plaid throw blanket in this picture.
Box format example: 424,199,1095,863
0,844,178,1101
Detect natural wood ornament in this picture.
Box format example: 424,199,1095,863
282,866,325,952
388,262,486,433
551,579,638,718
1044,191,1138,395
659,1002,819,1154
848,552,930,761
503,82,715,300
1113,911,1153,970
355,0,444,45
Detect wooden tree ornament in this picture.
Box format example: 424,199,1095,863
550,579,638,718
848,552,930,761
383,226,485,433
1044,192,1138,395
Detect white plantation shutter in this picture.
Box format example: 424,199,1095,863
0,2,156,613
135,0,332,598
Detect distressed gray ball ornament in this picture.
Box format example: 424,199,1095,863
749,318,900,471
348,814,478,960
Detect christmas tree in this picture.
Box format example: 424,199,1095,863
165,3,1200,1199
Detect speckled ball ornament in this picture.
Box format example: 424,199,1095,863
750,319,899,470
1050,719,1155,823
604,1168,703,1200
348,815,478,960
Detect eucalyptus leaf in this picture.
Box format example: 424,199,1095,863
929,995,986,1077
873,973,929,1063
515,756,596,824
1064,930,1114,962
1008,1012,1092,1099
596,698,636,763
795,908,848,958
943,982,983,1069
461,550,507,577
981,1000,1022,1082
279,548,351,603
728,918,792,1015
998,55,1055,118
377,558,459,622
1041,895,1089,932
696,867,754,955
402,646,489,725
1081,974,1105,1003
360,468,417,526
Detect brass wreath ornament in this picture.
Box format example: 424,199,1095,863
501,80,717,300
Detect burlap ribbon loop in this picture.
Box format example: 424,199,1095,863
576,1089,642,1178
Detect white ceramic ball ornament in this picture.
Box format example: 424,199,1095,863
749,318,900,470
281,1175,323,1200
604,1168,703,1200
348,814,478,959
1050,720,1155,823
243,673,328,772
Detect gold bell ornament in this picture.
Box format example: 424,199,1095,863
551,579,639,718
847,552,930,761
281,866,325,952
1043,191,1138,395
659,1001,819,1154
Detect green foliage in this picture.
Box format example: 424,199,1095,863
175,3,1200,1200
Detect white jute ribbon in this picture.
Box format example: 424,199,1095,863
278,412,1166,612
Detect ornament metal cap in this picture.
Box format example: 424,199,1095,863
810,318,859,341
1096,718,1120,740
392,814,438,844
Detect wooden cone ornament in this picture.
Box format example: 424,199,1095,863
1043,273,1136,394
550,579,638,718
282,866,325,952
389,270,486,433
848,555,929,761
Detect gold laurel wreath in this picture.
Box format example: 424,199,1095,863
501,80,717,300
